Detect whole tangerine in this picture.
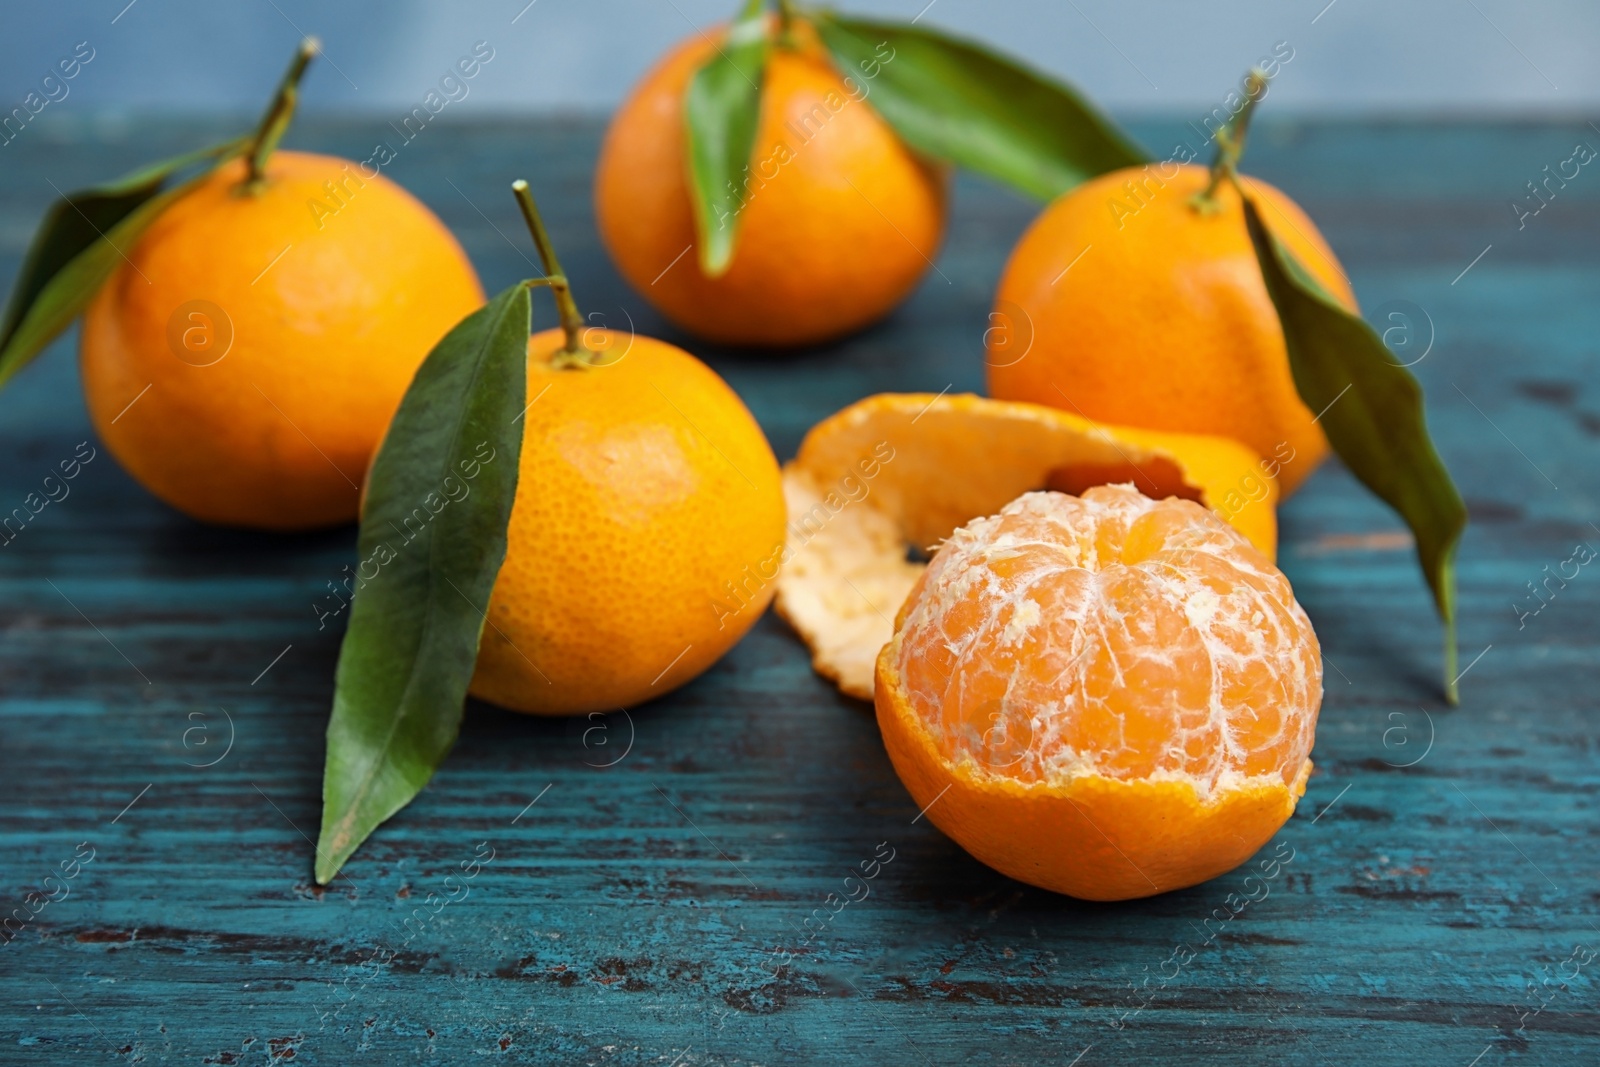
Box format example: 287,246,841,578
468,327,787,715
986,164,1355,496
81,151,484,529
594,26,947,346
876,485,1322,900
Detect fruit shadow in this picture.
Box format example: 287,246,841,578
133,504,357,572
456,692,643,775
643,304,933,377
1277,501,1441,703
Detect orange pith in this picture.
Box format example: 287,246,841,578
594,26,947,346
468,328,787,716
987,164,1355,496
81,151,484,530
877,485,1321,900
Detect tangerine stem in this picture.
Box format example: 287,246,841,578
244,37,319,192
1193,67,1269,212
511,179,588,360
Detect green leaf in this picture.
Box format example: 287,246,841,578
685,0,770,275
0,138,247,388
315,282,530,884
809,11,1146,200
1242,196,1467,703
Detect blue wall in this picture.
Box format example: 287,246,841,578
1,0,1594,121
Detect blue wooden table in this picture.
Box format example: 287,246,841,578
1,116,1597,1065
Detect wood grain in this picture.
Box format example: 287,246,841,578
0,116,1596,1065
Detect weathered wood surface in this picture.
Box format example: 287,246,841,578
0,116,1597,1065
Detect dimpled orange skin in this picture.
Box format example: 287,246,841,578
987,165,1356,497
594,29,947,346
80,152,484,530
876,486,1321,900
469,327,787,715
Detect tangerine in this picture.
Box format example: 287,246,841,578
987,164,1355,496
876,484,1321,900
468,327,787,715
594,26,947,346
81,151,484,529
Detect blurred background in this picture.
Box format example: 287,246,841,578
2,0,1594,118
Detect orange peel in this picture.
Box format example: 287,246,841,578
774,392,1281,699
877,655,1312,900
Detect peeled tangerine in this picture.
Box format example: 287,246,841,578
774,393,1320,899
879,487,1320,900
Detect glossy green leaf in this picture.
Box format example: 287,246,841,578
809,11,1146,200
316,282,530,884
0,138,246,388
685,0,770,275
1243,196,1467,703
